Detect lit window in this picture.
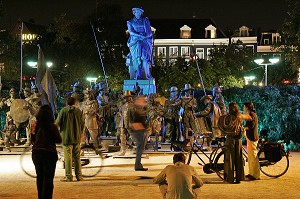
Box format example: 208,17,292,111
181,46,190,57
272,33,281,44
205,25,217,39
169,46,178,57
158,47,166,57
207,48,212,60
239,26,249,37
196,48,204,59
180,25,191,39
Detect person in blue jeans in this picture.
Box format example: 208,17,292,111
129,95,148,171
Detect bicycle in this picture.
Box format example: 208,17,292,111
186,135,290,180
186,135,226,179
20,144,104,178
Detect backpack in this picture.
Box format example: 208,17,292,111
264,142,283,162
217,114,242,136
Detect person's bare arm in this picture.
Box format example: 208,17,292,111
239,113,252,121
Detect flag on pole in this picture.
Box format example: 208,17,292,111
36,45,58,114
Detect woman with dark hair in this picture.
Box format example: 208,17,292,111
223,103,246,184
31,105,62,199
243,101,260,180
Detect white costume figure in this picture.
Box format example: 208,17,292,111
116,90,133,155
80,89,100,148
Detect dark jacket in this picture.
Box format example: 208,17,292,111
245,111,259,141
32,123,62,153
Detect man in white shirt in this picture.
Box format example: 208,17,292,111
153,153,203,199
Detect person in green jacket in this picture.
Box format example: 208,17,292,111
56,96,85,182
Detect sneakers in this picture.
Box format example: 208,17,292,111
60,177,73,182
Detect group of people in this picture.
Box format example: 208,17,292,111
0,81,261,198
151,102,260,199
218,102,260,184
0,86,42,149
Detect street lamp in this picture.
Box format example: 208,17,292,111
244,76,255,85
27,61,37,68
254,57,279,86
27,61,53,68
86,77,98,87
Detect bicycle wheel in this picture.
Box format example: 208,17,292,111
258,148,289,177
214,151,225,180
186,150,193,165
80,146,103,177
20,146,36,178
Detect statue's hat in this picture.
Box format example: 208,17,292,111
213,83,222,93
183,84,194,91
123,90,133,97
132,6,144,13
170,86,178,92
9,88,15,94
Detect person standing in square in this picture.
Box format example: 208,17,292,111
56,97,84,181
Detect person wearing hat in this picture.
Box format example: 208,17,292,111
0,88,17,112
23,87,40,146
115,90,134,156
164,86,180,143
212,83,226,115
80,88,100,149
194,95,222,151
173,84,198,140
127,6,153,80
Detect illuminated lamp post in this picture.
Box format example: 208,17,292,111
244,76,255,85
86,77,98,87
254,58,279,86
27,61,37,68
27,61,53,68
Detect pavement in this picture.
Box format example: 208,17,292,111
0,148,300,199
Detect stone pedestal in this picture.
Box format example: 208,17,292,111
123,79,156,95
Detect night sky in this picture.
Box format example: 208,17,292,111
2,0,288,31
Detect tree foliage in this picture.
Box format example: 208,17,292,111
278,0,300,81
223,85,300,143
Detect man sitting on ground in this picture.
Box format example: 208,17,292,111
153,153,203,199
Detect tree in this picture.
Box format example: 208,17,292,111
206,42,254,88
278,0,300,83
0,30,20,82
